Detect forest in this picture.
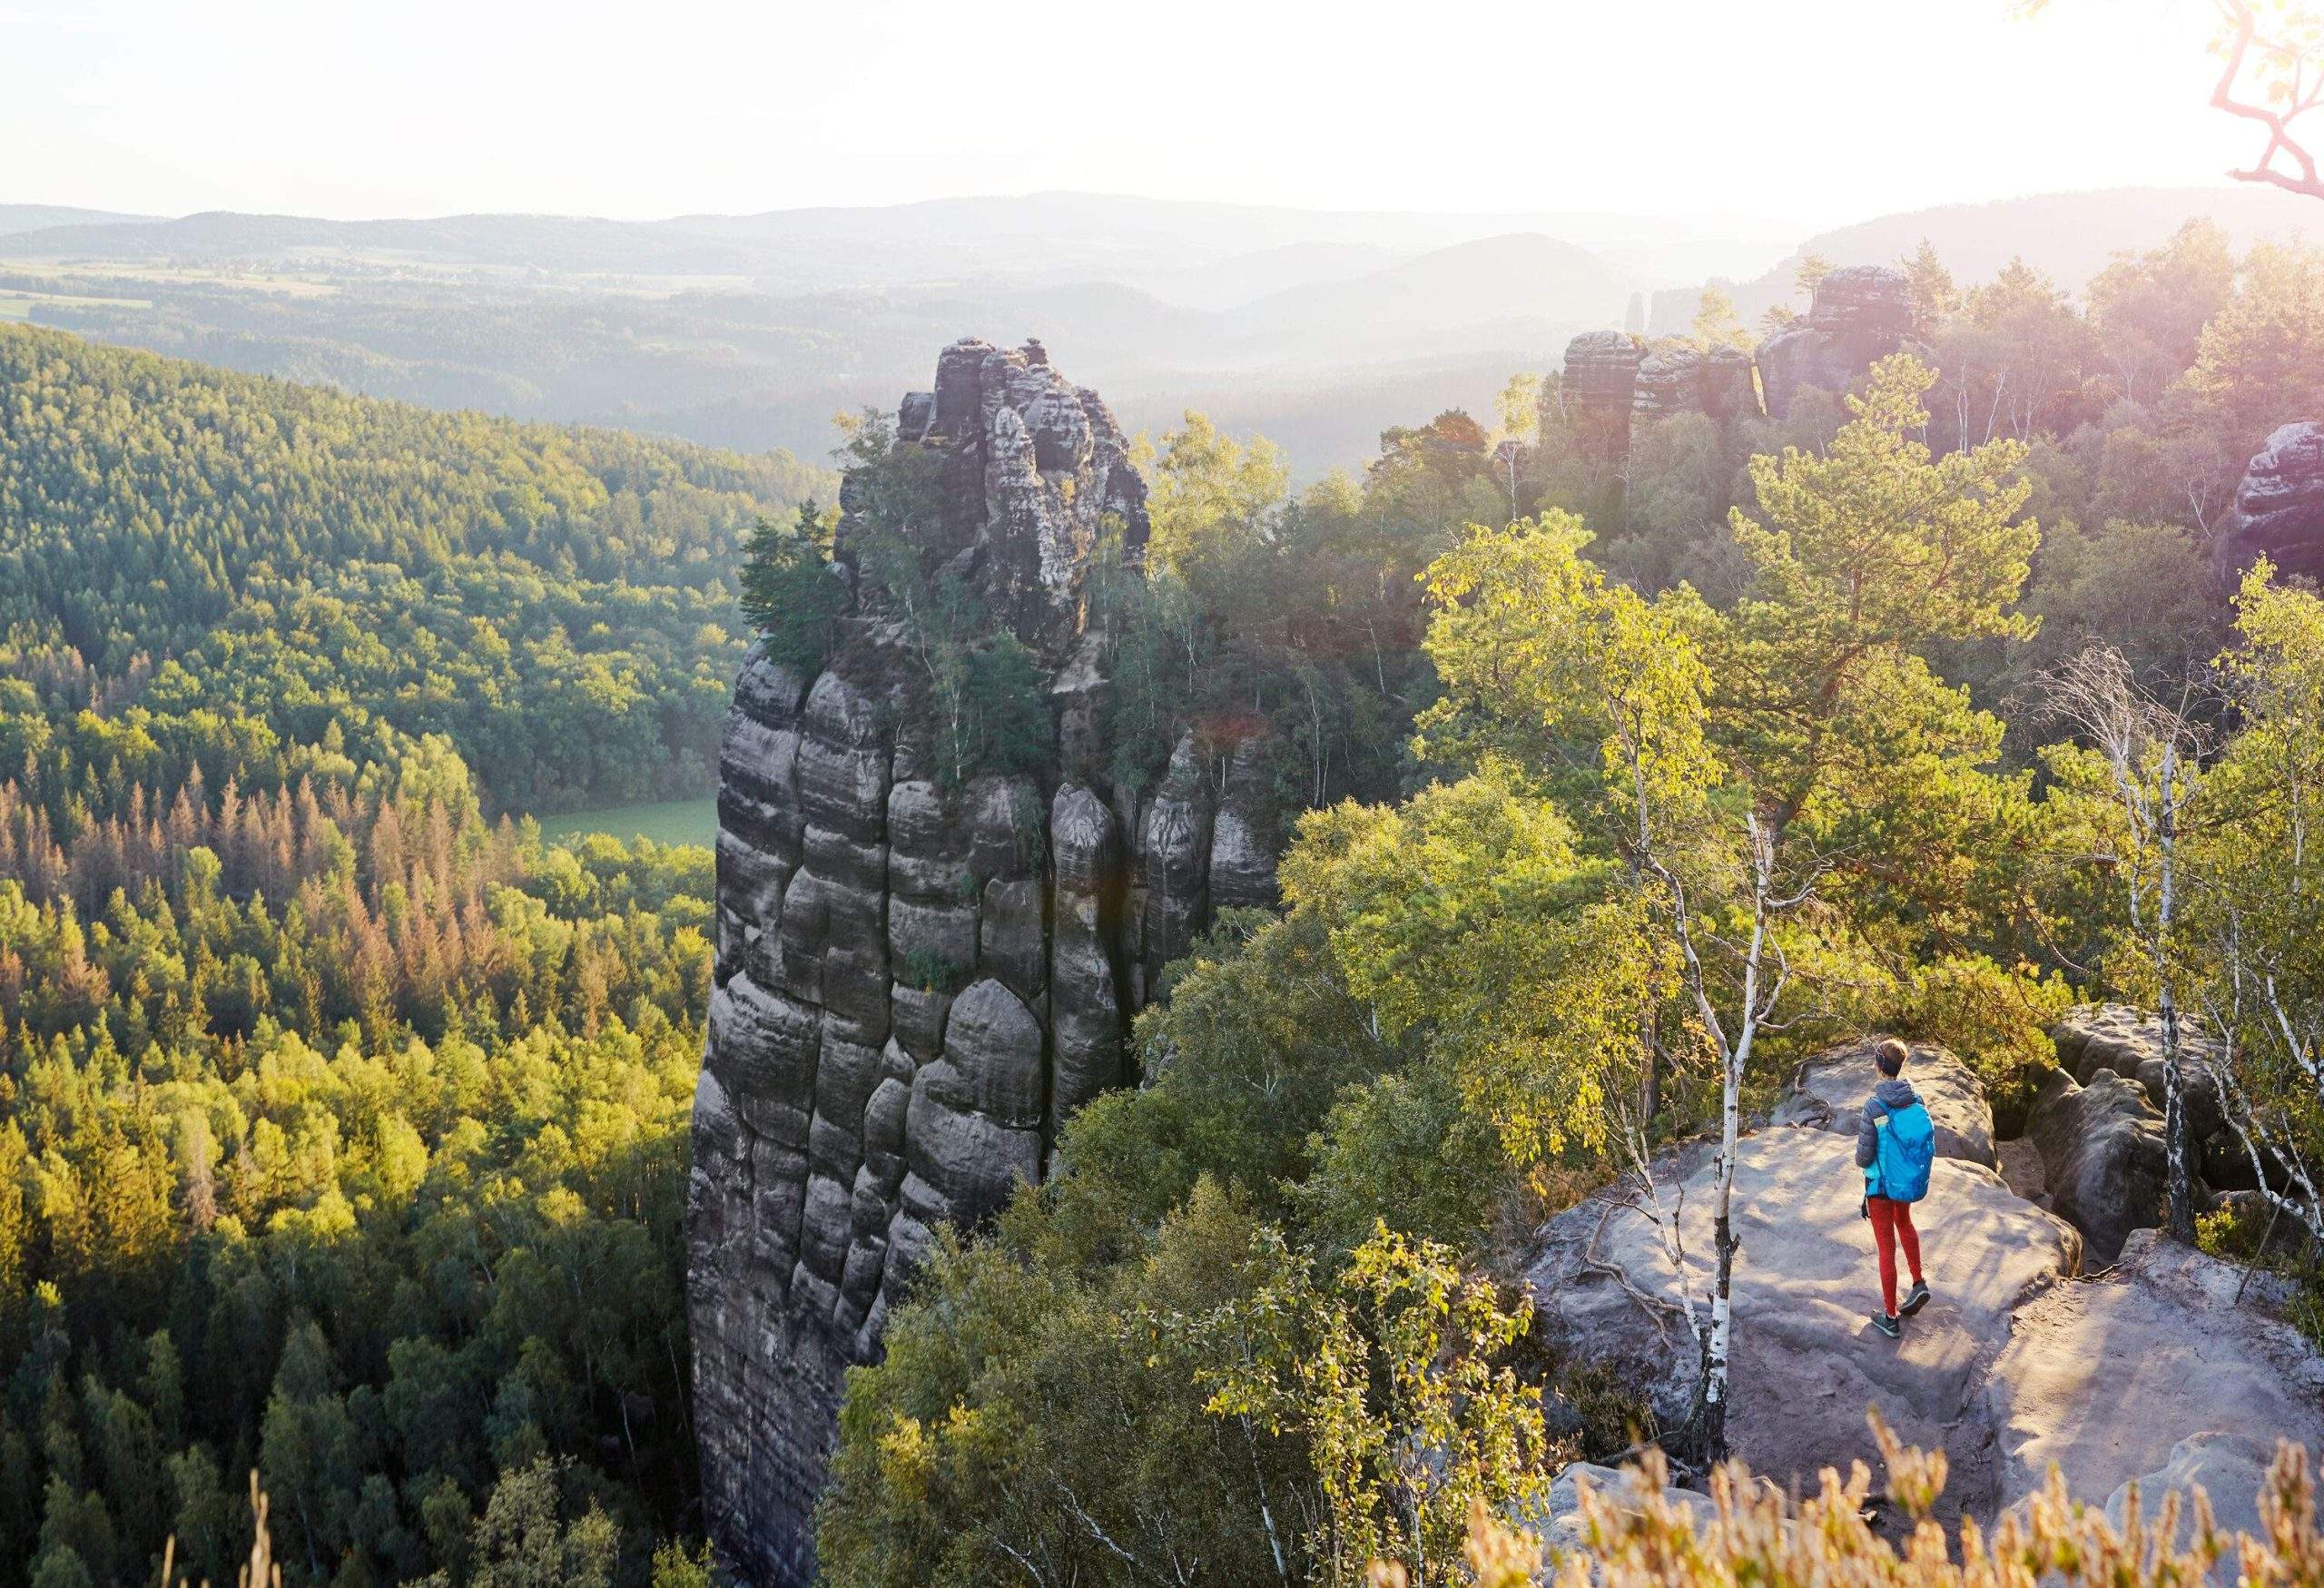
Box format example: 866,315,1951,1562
5,198,2324,1587
0,325,825,814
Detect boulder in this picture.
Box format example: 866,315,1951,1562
2026,1068,2166,1267
2053,1003,2226,1142
2217,420,2324,588
928,979,1045,1129
1541,1460,1715,1556
1769,1037,1995,1170
2053,1001,2167,1082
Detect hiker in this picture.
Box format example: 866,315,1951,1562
1856,1038,1935,1338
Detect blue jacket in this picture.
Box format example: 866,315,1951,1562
1855,1077,1921,1171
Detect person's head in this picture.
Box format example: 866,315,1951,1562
1875,1038,1909,1078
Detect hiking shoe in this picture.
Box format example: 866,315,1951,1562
1871,1312,1902,1339
1901,1280,1931,1317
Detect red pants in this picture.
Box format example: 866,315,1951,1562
1868,1197,1923,1317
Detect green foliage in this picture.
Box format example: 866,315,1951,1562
1688,288,1754,354
835,412,1057,789
739,500,847,672
1090,406,1492,809
0,745,712,1586
1195,1223,1553,1584
0,323,822,810
2187,241,2324,440
1281,773,1660,1169
897,947,972,996
819,1183,1318,1588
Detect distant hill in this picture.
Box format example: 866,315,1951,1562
15,184,2309,477
1648,184,2324,333
0,203,152,237
1119,241,1406,312
1222,234,1629,358
5,229,1621,472
0,190,1799,295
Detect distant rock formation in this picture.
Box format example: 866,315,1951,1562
1632,343,1760,425
1561,329,1645,458
689,338,1278,1586
1554,332,1769,469
1755,264,1915,419
2217,419,2324,587
1555,262,1914,463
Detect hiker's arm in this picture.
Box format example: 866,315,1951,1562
1855,1100,1881,1169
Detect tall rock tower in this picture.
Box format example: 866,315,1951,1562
687,338,1275,1584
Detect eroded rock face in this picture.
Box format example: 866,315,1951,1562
691,340,1282,1585
2027,1067,2167,1267
1755,264,1915,419
2217,420,2324,588
1632,343,1763,426
2052,1002,2225,1142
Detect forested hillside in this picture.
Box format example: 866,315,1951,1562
0,325,822,1586
0,324,826,811
0,750,717,1586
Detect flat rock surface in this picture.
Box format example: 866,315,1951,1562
1531,1101,2324,1536
1528,1127,2080,1522
1988,1229,2324,1540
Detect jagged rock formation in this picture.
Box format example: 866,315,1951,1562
689,338,1279,1586
1556,265,1910,457
1559,330,1771,458
2217,419,2324,587
1527,1036,2324,1534
1755,264,1915,419
2039,1003,2245,1262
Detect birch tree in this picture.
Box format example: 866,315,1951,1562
2041,644,2211,1240
2187,566,2324,1245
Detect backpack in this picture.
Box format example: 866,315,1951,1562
1870,1102,1936,1203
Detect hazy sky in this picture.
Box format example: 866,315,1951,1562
8,0,2255,223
